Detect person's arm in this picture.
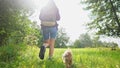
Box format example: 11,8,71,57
56,9,60,21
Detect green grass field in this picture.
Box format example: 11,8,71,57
0,45,120,68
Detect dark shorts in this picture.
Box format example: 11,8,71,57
41,26,58,41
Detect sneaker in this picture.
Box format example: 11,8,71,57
39,46,46,60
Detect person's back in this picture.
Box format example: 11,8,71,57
39,0,60,22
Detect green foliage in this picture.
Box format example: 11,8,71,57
24,21,42,46
0,0,42,46
0,9,33,45
81,0,120,37
0,46,120,68
74,33,93,48
0,43,27,68
74,40,81,48
55,28,70,48
73,34,119,48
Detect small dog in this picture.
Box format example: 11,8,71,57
62,48,72,68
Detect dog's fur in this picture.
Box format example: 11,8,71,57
62,48,72,68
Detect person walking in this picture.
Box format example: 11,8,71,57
39,0,60,60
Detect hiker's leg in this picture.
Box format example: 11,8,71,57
39,39,50,60
42,27,50,47
49,38,55,57
43,39,50,47
39,27,50,59
49,27,57,58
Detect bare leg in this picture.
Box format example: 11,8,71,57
43,39,50,47
39,39,50,60
49,38,55,57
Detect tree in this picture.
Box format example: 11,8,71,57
55,28,69,48
74,33,93,48
92,36,105,47
0,0,42,46
81,0,120,37
73,40,81,48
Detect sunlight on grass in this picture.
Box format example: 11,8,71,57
0,45,120,68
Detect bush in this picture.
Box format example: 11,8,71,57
0,43,27,67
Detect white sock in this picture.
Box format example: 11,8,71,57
43,43,49,47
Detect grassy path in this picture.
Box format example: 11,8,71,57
0,45,120,68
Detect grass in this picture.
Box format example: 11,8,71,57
0,45,120,68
